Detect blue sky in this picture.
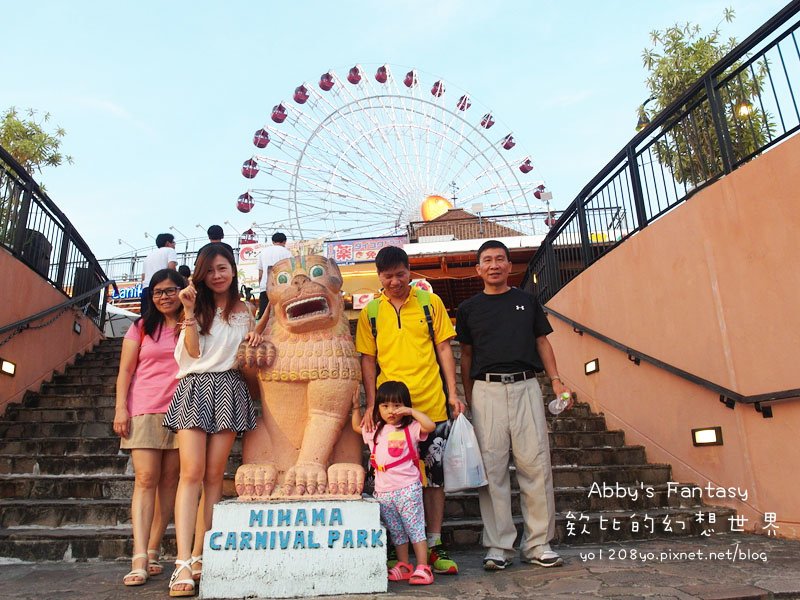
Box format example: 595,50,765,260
1,0,786,258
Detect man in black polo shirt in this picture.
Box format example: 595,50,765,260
456,240,572,571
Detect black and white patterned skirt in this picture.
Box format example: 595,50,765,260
163,370,257,434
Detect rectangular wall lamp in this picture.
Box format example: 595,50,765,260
1,358,16,377
585,358,600,375
73,321,82,335
692,426,723,447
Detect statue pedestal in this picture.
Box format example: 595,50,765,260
199,498,387,599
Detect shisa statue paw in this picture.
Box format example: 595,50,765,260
327,463,365,496
283,462,327,497
235,463,278,500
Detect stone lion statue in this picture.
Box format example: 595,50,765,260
235,255,365,500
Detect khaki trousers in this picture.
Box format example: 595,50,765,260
471,378,555,559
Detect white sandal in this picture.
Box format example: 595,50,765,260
123,552,149,586
190,554,203,582
169,559,196,597
147,549,163,576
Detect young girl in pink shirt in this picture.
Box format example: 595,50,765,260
352,381,435,585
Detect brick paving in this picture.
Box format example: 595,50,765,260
1,533,799,599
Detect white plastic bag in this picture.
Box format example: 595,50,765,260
443,413,488,492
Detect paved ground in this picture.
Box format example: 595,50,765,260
1,534,799,599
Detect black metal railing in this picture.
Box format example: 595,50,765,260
545,307,799,417
523,0,800,303
0,144,112,331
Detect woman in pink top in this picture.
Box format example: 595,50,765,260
352,381,436,586
114,269,186,587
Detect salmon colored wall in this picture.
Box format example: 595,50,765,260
547,134,800,540
0,248,103,415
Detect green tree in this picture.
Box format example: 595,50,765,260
0,107,73,245
639,9,772,186
0,107,72,175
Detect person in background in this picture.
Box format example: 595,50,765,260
178,265,191,279
141,233,178,316
456,240,572,572
256,232,292,320
195,225,234,262
114,269,186,587
163,245,260,597
355,245,465,575
352,381,435,585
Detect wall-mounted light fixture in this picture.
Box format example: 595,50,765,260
73,321,82,335
692,426,723,447
1,358,16,376
584,358,600,375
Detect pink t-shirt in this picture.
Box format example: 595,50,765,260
364,421,428,492
124,322,180,415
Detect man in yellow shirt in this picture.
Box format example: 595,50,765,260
356,246,465,574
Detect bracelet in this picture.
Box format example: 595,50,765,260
179,318,197,330
550,376,563,384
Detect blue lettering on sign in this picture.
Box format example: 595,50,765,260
255,531,268,550
308,531,320,549
342,529,354,549
279,531,291,549
249,510,263,527
371,529,384,547
209,531,222,550
112,283,143,300
225,532,237,550
357,529,368,548
277,509,291,526
311,508,326,526
327,530,341,548
239,531,253,550
330,508,343,526
294,509,308,526
293,531,306,549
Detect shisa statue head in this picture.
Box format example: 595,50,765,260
267,255,344,334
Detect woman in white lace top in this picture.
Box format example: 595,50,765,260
163,245,260,597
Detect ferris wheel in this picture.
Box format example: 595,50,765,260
238,63,549,242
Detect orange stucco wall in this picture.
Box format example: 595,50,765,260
0,248,103,415
547,134,800,539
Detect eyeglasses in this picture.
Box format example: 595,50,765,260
152,287,181,299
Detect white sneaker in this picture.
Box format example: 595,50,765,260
522,549,563,568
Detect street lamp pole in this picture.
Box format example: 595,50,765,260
170,225,189,253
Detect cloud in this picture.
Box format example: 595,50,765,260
67,94,158,138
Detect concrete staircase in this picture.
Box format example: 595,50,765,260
0,338,734,561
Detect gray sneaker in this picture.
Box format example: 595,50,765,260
522,549,563,568
483,556,511,571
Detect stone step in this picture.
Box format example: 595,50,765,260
550,446,646,466
2,406,117,423
50,373,117,385
0,499,131,528
0,474,137,501
0,482,708,529
21,394,117,409
60,366,120,377
0,420,113,439
38,382,116,396
0,504,739,561
445,482,710,519
551,464,672,487
0,454,131,476
0,526,176,562
0,437,122,455
444,506,739,547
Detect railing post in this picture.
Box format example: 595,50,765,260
626,145,649,230
704,76,734,174
575,197,592,267
11,180,33,254
55,223,72,288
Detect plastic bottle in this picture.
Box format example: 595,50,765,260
548,392,571,415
